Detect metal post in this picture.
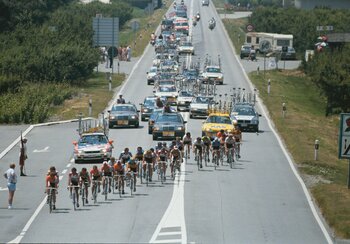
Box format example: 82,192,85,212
89,98,92,116
282,102,286,118
109,74,112,91
118,61,120,74
314,139,319,160
267,79,271,95
348,159,350,189
78,112,83,135
257,64,260,75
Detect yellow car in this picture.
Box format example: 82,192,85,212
201,113,235,139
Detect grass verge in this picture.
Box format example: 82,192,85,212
223,16,350,239
49,73,124,121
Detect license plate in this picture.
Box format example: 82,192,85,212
167,97,176,102
163,131,175,137
241,123,247,127
117,120,128,125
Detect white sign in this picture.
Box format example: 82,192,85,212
339,113,350,159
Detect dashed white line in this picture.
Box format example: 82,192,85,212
61,169,67,174
153,240,182,244
158,231,182,236
59,175,63,181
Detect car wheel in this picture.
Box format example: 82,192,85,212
141,116,145,121
135,123,139,128
75,159,81,164
190,113,193,119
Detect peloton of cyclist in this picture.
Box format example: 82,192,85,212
233,124,242,158
79,168,91,204
211,137,221,165
193,137,204,168
68,167,80,207
135,146,144,161
46,166,59,210
157,147,169,181
126,157,138,192
183,132,192,159
113,160,125,194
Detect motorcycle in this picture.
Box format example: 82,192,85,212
150,38,155,46
193,20,197,26
209,21,216,30
196,14,200,22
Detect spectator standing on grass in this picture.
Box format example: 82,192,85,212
19,137,28,176
127,46,131,62
4,163,17,209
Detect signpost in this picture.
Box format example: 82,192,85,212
259,40,271,78
246,24,254,32
339,113,350,188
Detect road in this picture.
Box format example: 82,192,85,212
0,0,331,243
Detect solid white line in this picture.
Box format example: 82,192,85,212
153,239,182,244
62,169,67,174
158,231,182,236
59,175,63,181
7,196,48,244
67,163,72,167
218,10,333,244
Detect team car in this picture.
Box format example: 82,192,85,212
177,90,194,111
73,132,113,164
202,112,235,139
230,103,260,132
146,66,158,85
154,85,178,105
202,65,224,85
189,95,214,118
108,103,140,128
140,96,166,121
177,42,195,55
152,113,186,140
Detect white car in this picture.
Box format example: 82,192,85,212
159,60,179,73
154,85,178,105
177,42,195,55
189,96,214,118
177,90,194,111
202,65,224,85
147,66,158,85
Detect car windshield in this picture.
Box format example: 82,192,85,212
206,67,221,73
182,42,192,47
206,116,231,124
156,114,182,123
234,107,256,116
150,110,163,120
194,97,210,104
112,105,136,112
79,135,108,145
179,91,192,97
150,67,157,73
159,81,175,86
184,70,198,76
159,86,176,92
144,98,155,106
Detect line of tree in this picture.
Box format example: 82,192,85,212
0,0,133,123
249,7,350,115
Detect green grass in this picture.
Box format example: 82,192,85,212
49,73,124,121
223,16,350,239
222,18,247,53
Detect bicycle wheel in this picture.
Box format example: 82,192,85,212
48,191,52,213
82,185,85,206
118,176,122,198
229,150,234,168
112,177,115,194
130,177,133,196
93,184,97,204
72,191,76,210
204,150,208,167
104,182,108,201
214,154,217,170
146,166,149,187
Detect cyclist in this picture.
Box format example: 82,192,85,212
90,165,101,197
68,167,80,207
113,160,125,194
175,137,184,154
135,146,144,161
183,132,192,159
119,147,133,164
150,147,158,170
211,137,221,165
157,147,169,180
233,125,242,158
217,129,227,160
162,142,169,152
170,146,182,177
126,157,138,192
225,134,236,162
101,161,113,194
202,135,211,162
79,168,91,204
143,149,154,182
192,137,204,168
169,140,177,150
108,157,116,168
155,142,163,151
46,166,59,210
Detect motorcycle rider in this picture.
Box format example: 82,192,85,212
196,12,200,21
150,32,156,45
209,17,216,30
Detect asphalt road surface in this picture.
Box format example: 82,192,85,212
0,1,331,243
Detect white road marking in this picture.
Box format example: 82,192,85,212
218,12,333,244
8,196,48,244
32,146,50,153
70,158,74,163
149,162,187,244
59,175,63,181
0,187,8,191
158,231,182,236
67,163,72,167
62,169,67,174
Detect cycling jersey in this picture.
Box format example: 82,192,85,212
233,130,242,142
202,136,211,145
119,152,133,163
176,141,184,151
144,153,153,164
79,172,89,183
225,137,236,148
90,169,101,181
183,135,192,145
212,140,221,150
69,173,79,185
193,141,204,150
114,163,124,174
101,165,112,176
158,150,168,161
46,175,58,188
127,160,138,172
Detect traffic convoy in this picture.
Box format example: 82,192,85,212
73,1,260,166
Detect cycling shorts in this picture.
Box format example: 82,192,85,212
103,172,112,177
195,145,203,150
129,168,137,173
92,175,101,181
184,141,191,145
71,180,79,186
212,146,220,150
204,142,210,146
160,155,167,161
49,182,56,188
144,157,153,164
172,155,179,161
226,143,234,149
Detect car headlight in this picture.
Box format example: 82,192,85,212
101,149,107,153
153,127,160,131
77,150,83,154
109,116,115,120
177,126,185,131
142,108,149,113
131,115,137,119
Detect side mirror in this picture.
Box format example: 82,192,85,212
107,110,111,113
146,72,149,74
184,121,187,124
259,113,262,117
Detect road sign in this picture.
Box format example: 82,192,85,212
259,40,271,53
131,21,140,31
246,24,254,32
93,17,119,47
339,113,350,159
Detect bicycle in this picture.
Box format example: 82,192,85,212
227,147,235,168
115,173,124,198
68,185,80,210
184,144,190,163
145,163,152,187
204,145,210,167
195,148,202,170
102,176,113,201
91,180,100,204
235,142,241,161
46,187,57,213
80,182,87,206
125,171,136,196
212,149,220,170
158,161,167,184
219,145,225,165
171,158,181,180
138,161,143,184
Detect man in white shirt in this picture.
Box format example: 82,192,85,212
4,163,17,209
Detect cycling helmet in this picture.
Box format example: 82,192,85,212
186,132,191,136
214,137,219,141
196,137,201,140
103,161,108,165
150,148,155,152
162,142,167,146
